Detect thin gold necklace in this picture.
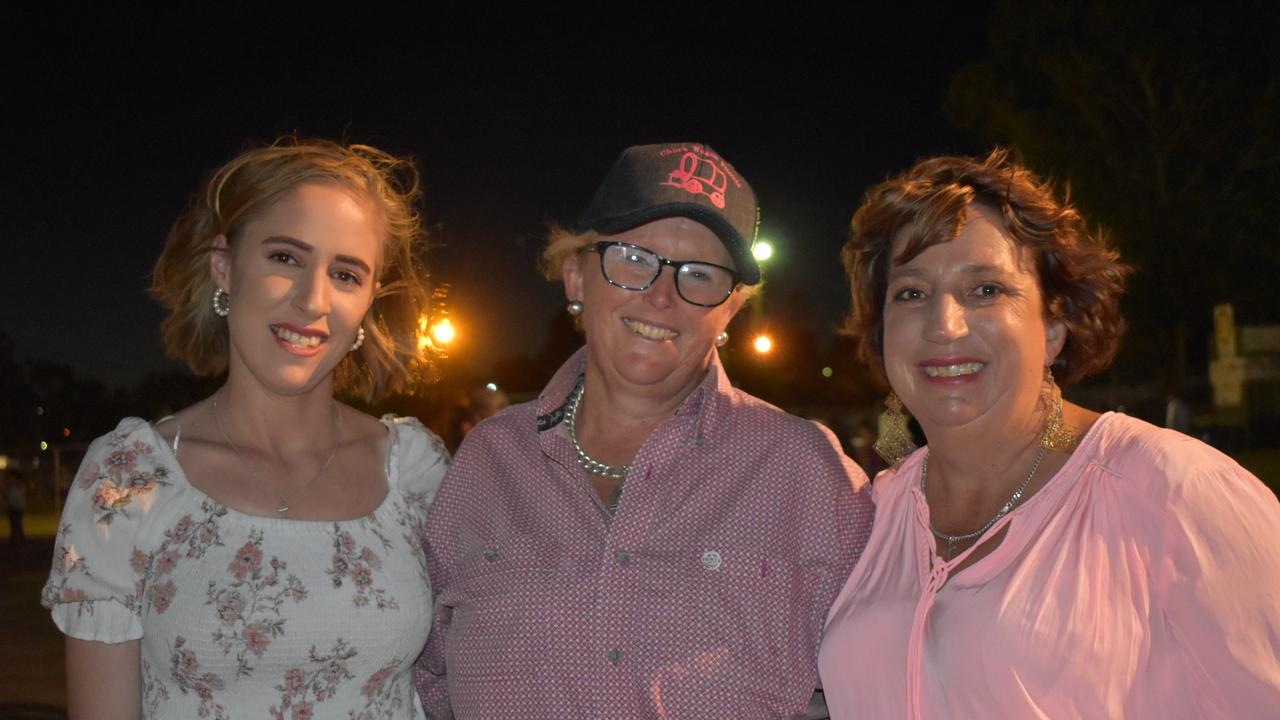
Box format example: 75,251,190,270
211,392,342,516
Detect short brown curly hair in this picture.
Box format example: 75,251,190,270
842,148,1130,386
150,137,432,402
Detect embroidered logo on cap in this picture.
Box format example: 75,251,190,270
660,149,732,209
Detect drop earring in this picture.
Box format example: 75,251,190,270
350,326,366,353
873,391,918,464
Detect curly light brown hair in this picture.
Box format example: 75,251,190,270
842,148,1130,386
150,137,432,402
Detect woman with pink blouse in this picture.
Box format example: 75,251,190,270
820,149,1280,718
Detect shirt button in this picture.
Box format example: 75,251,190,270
701,550,722,572
615,550,632,565
482,548,499,562
607,648,622,664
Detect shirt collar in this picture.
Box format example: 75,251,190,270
535,346,729,445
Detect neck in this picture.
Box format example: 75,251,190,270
573,359,709,466
216,374,340,456
919,405,1048,499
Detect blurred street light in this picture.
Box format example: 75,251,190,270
752,240,774,263
753,334,774,354
431,318,457,346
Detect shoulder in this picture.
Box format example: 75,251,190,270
1086,412,1261,499
718,386,844,452
381,415,449,492
1082,412,1280,546
452,399,541,458
867,449,924,507
714,387,870,494
61,417,186,536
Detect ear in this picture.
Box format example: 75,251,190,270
1044,316,1067,367
721,287,749,325
209,234,231,291
562,251,585,304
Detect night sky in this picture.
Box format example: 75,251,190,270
5,6,989,388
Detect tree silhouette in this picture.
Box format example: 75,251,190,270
949,0,1280,386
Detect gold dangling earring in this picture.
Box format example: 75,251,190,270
874,391,918,464
1039,367,1077,450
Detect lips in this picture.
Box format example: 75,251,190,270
271,324,327,349
623,318,678,341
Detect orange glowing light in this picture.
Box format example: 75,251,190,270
753,335,773,354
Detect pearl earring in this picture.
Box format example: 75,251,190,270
212,288,230,317
567,301,584,316
350,326,366,353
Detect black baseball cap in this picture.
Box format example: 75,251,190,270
574,142,761,285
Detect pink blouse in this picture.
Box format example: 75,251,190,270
820,412,1280,718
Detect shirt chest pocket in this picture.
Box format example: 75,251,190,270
446,533,571,681
635,547,817,694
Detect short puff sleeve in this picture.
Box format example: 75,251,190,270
41,417,176,643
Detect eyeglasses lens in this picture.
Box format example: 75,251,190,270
600,244,733,306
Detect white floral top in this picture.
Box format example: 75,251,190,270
42,415,447,720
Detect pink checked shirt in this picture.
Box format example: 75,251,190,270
415,348,873,718
820,412,1280,718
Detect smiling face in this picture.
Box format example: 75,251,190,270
882,204,1065,435
211,182,382,398
563,216,745,399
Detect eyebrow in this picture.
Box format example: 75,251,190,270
262,235,373,275
889,262,1007,279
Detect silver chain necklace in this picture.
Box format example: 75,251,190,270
564,380,630,481
921,444,1046,561
212,393,343,516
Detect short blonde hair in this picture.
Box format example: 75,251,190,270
540,224,760,301
150,137,432,402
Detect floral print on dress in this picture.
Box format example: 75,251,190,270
327,524,399,610
41,417,447,719
353,659,411,720
170,635,229,720
269,638,357,719
82,435,173,525
206,528,308,677
147,501,228,615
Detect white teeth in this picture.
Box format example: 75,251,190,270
272,326,324,348
923,362,984,378
623,318,678,341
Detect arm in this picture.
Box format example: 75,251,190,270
1156,455,1280,713
413,432,478,719
794,423,875,719
66,637,140,720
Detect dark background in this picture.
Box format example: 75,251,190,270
3,2,1279,447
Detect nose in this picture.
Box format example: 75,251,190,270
292,267,332,317
644,266,678,309
924,293,967,344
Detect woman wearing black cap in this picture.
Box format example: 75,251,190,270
415,142,874,718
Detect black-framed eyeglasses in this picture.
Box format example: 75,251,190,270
591,241,741,307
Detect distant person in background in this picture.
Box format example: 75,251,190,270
417,142,873,717
458,384,510,438
5,469,27,546
820,149,1280,717
42,138,447,719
